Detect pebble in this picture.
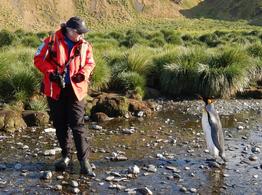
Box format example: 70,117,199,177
251,147,261,154
91,124,103,130
70,180,79,188
128,165,140,174
146,164,157,173
44,128,56,133
54,185,62,191
108,184,125,190
105,176,115,182
43,149,56,156
237,125,244,130
173,173,181,179
40,171,52,180
179,186,187,192
122,128,135,134
137,111,144,117
190,188,197,193
56,175,64,180
72,188,80,194
166,166,180,173
249,155,258,161
135,187,153,195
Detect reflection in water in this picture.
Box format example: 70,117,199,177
209,168,225,195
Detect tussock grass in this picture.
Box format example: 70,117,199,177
159,47,254,98
91,56,111,90
0,47,40,102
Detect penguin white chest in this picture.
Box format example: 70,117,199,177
202,112,219,157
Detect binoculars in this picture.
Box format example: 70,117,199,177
49,71,85,88
49,71,66,89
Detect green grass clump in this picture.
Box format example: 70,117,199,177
158,47,254,98
0,47,41,103
91,56,111,90
115,71,146,92
27,95,48,111
0,30,16,47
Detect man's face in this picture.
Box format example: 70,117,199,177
66,27,83,42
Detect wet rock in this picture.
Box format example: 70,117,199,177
110,172,121,177
125,188,136,194
166,166,181,173
72,188,80,194
135,187,153,195
70,180,79,188
122,127,136,134
156,153,166,160
43,148,61,156
54,185,62,191
145,164,157,173
249,155,258,161
105,176,115,182
91,93,129,117
91,124,103,130
110,151,128,161
56,175,64,180
137,111,144,117
251,146,261,154
41,171,52,180
184,166,190,170
179,186,187,192
0,179,7,188
108,184,125,190
44,128,56,133
237,125,244,130
128,99,153,117
128,165,140,175
189,188,197,193
92,112,113,122
22,110,49,127
173,173,182,179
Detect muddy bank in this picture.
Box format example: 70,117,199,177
0,99,261,194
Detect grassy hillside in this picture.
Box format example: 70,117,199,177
0,0,201,32
182,0,262,25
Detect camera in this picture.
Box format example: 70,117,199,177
72,73,85,83
49,71,66,88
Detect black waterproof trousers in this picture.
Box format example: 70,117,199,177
47,84,89,161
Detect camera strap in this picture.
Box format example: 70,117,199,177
47,33,82,73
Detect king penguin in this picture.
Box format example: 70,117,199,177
201,97,226,162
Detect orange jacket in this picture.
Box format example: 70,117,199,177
34,29,95,101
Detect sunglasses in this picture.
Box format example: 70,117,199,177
67,27,83,36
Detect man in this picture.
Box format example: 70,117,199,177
34,16,95,177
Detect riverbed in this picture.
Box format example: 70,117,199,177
0,99,261,194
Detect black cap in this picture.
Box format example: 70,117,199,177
66,16,89,34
